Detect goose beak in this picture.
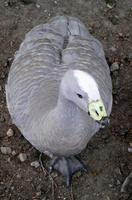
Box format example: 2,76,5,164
88,99,107,121
98,117,110,128
88,99,110,128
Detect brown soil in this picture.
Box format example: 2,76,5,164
0,0,132,200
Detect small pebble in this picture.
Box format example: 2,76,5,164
110,62,119,72
7,57,13,63
110,46,117,52
30,161,40,168
119,32,123,37
11,186,14,190
114,100,118,105
109,184,113,188
128,52,132,59
129,143,132,147
36,191,41,197
128,147,132,153
41,197,46,200
4,1,9,7
0,115,5,122
51,171,58,178
6,128,14,137
16,174,21,179
114,167,122,176
106,4,113,9
0,146,12,154
36,4,40,8
1,72,5,79
106,196,111,200
18,153,27,162
12,150,17,156
7,157,11,162
116,179,121,185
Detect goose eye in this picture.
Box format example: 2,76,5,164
95,110,99,116
76,93,83,99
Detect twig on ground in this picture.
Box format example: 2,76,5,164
39,153,57,200
39,153,47,176
6,173,16,195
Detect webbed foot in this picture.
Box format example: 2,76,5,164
49,156,87,187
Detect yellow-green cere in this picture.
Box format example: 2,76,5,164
88,99,107,121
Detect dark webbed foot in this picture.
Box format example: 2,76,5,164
49,156,87,187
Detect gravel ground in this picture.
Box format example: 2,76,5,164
0,0,132,199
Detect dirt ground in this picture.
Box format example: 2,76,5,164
0,0,132,199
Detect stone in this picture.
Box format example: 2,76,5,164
18,153,27,162
110,62,119,72
129,143,132,147
30,161,40,168
12,150,17,156
0,146,12,154
7,157,11,162
4,1,9,7
107,4,113,9
0,115,5,122
110,46,117,52
116,179,121,185
128,147,132,153
1,72,5,79
41,197,46,200
36,191,41,197
114,167,122,176
128,52,132,59
36,4,40,8
6,128,14,137
16,174,21,179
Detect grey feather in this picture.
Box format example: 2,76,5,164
6,16,112,157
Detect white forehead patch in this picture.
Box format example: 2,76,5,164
73,70,101,101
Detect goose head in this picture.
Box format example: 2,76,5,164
60,69,109,127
